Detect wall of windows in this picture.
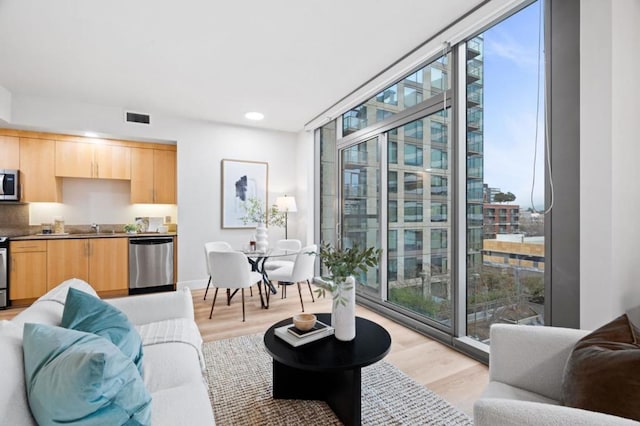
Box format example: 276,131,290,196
317,1,546,353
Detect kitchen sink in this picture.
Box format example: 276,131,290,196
68,232,124,237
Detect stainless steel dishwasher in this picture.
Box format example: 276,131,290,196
129,236,174,295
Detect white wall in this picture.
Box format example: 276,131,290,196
610,0,640,322
10,94,306,289
580,0,640,329
0,85,11,123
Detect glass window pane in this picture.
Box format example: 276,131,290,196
319,120,337,248
404,172,423,195
404,144,423,166
389,140,398,164
431,175,448,197
387,108,452,326
389,200,398,223
404,201,423,222
341,137,381,296
466,1,546,343
343,53,451,136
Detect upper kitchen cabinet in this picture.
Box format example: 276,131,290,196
20,138,62,202
153,149,176,204
0,136,19,169
131,147,176,204
94,144,131,179
55,140,131,180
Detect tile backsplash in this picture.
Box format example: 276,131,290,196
0,203,30,237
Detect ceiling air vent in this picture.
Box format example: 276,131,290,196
125,111,151,125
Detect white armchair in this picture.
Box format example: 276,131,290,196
474,324,640,425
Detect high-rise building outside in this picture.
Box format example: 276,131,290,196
483,203,520,239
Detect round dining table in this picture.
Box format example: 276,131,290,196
240,248,299,309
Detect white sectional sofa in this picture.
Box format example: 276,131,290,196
474,323,639,425
0,279,215,425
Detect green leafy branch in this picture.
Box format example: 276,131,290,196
309,243,382,307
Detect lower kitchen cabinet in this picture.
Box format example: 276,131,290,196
88,238,128,293
9,241,47,303
47,239,90,286
47,238,129,295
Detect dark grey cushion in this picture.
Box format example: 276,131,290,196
562,314,640,421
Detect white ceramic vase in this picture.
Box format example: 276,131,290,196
331,276,356,341
255,223,268,252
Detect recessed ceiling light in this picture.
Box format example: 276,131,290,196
245,112,264,121
84,131,99,138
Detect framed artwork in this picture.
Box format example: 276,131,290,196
221,159,268,228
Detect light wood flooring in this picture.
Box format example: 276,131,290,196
0,284,488,417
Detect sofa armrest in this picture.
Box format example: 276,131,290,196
489,324,590,401
107,288,195,325
474,399,639,426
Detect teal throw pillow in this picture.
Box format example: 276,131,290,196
61,287,144,375
23,323,152,426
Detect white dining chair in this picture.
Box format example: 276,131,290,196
208,250,263,322
203,241,233,300
264,239,302,271
268,244,317,312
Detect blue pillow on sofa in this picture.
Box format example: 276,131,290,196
61,287,144,375
23,323,151,426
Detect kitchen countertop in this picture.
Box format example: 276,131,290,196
11,232,177,241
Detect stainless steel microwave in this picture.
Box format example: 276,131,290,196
0,169,19,201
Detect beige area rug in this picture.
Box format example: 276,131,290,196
202,334,473,425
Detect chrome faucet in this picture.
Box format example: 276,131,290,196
90,223,100,234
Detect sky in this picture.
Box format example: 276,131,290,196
481,0,546,210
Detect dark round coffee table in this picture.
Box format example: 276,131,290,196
263,313,391,426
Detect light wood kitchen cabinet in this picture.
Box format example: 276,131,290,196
47,238,128,294
153,149,176,204
55,140,94,178
19,138,62,202
0,136,19,169
47,239,90,286
88,238,128,293
55,140,131,180
130,147,154,202
131,147,176,204
94,144,131,179
9,241,47,303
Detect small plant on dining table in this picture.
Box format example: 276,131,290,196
310,243,382,307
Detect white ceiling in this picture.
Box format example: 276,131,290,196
0,0,484,132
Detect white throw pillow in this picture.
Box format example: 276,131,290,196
0,321,36,426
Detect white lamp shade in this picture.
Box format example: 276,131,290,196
276,196,297,213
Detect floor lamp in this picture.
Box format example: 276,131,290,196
276,195,297,239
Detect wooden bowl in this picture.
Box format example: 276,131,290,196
293,313,316,331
